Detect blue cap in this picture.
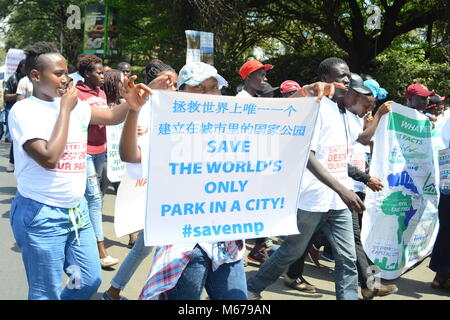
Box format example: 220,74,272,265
363,79,388,100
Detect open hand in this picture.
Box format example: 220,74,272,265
122,75,152,111
149,73,177,91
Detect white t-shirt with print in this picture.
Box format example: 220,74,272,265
347,112,368,193
9,96,91,208
297,97,356,212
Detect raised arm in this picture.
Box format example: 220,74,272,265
357,101,391,146
23,86,78,169
90,75,152,126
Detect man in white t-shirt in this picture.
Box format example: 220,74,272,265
247,59,372,301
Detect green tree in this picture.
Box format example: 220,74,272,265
190,0,450,71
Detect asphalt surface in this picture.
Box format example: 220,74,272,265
0,140,449,300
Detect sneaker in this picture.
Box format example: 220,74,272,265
321,251,335,262
307,245,321,268
283,275,316,293
247,290,262,300
100,256,119,268
102,291,128,300
361,284,398,300
247,246,269,264
6,163,14,172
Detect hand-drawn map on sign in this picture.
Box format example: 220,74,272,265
143,91,319,246
361,103,439,279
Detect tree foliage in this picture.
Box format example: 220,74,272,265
0,0,448,100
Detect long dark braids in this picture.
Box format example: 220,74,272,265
103,69,123,105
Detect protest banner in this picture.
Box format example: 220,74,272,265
114,171,148,237
438,148,450,195
185,30,214,65
106,123,125,182
143,91,319,246
5,49,25,81
361,103,439,279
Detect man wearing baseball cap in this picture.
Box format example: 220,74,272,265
237,59,273,97
405,83,435,111
280,80,301,98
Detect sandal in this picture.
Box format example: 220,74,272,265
100,256,119,268
431,278,450,291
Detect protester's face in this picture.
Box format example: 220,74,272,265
184,77,221,95
31,53,69,99
247,68,266,92
149,71,178,91
86,63,104,87
323,63,351,86
408,95,430,111
120,64,131,77
346,89,376,117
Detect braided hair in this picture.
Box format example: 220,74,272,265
145,59,175,85
103,69,123,105
24,42,60,78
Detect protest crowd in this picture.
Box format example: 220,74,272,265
0,40,449,301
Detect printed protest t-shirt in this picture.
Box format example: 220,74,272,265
348,112,367,193
9,96,91,208
297,97,353,212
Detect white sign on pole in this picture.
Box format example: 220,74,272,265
361,103,439,279
5,49,25,81
106,123,125,182
143,91,319,246
185,30,214,65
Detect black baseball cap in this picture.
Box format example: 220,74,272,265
349,73,373,96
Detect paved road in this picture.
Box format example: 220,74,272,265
0,140,448,300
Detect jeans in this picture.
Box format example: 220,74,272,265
5,108,10,139
247,208,358,300
85,152,106,242
111,232,153,290
9,142,14,164
166,245,248,300
10,192,102,300
429,194,450,276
